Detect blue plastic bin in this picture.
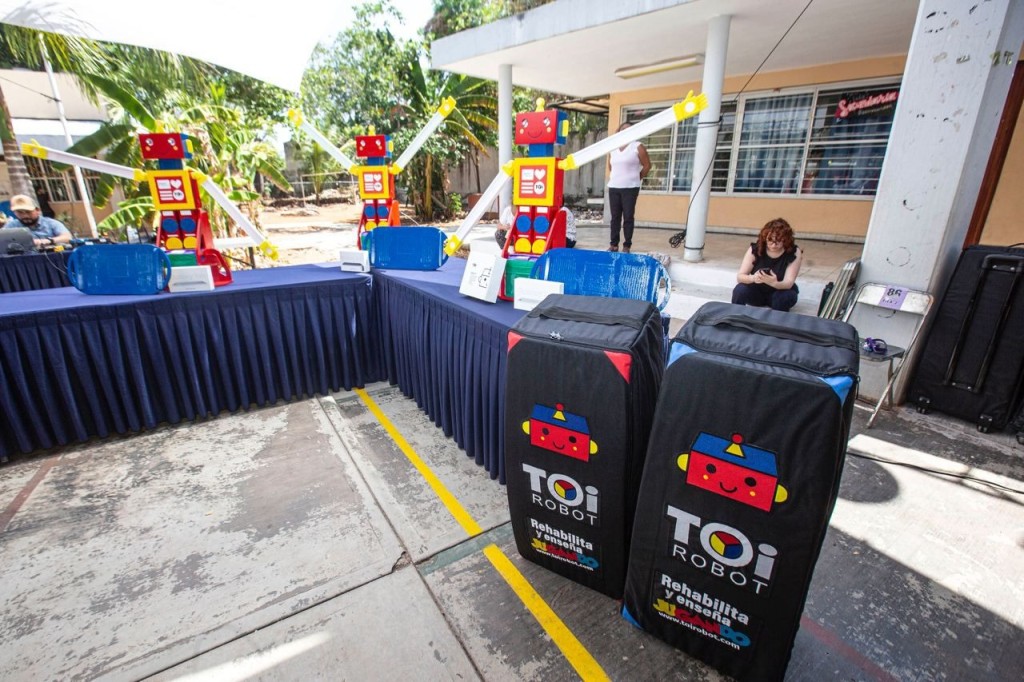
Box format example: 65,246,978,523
367,227,448,270
67,244,171,295
530,249,671,310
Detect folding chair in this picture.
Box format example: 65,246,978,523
819,258,861,319
844,283,933,428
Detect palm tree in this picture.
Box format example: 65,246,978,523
0,24,104,196
395,55,496,220
295,140,342,205
1,25,211,202
67,79,290,240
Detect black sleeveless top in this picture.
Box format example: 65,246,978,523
750,243,799,290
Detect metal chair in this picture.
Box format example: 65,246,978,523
844,283,933,428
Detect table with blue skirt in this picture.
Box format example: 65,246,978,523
0,264,383,461
0,251,72,293
372,258,528,482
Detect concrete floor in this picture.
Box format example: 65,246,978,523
1,227,1022,680
1,380,1021,681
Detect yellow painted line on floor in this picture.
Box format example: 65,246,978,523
355,388,609,682
482,544,609,681
355,388,482,536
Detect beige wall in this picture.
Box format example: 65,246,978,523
640,194,875,240
608,56,907,240
51,201,113,237
1,69,105,120
981,103,1024,246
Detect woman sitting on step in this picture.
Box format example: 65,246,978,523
731,218,803,312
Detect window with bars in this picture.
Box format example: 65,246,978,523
24,157,101,203
622,105,672,191
620,80,900,198
670,102,736,193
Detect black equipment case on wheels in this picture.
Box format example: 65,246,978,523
505,294,665,598
622,303,859,682
908,244,1024,432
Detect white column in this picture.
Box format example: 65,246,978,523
39,34,98,237
498,64,513,213
684,14,731,263
855,0,1023,400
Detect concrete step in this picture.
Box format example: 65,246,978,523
664,259,825,327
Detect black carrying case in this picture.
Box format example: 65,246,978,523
504,294,664,598
622,302,859,682
909,244,1024,431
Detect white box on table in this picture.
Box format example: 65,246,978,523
167,265,215,292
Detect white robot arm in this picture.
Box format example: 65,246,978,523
193,173,276,258
391,97,457,174
287,110,359,173
22,141,144,181
444,168,512,256
558,91,708,170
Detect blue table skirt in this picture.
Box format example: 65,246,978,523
0,251,72,293
0,264,383,460
373,259,527,482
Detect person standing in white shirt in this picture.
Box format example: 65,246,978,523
606,122,651,253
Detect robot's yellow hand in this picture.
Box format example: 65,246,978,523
259,240,279,260
436,97,457,118
21,140,48,159
443,235,463,257
672,90,709,121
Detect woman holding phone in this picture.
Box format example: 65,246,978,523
731,217,803,312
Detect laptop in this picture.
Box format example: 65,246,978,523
0,227,37,255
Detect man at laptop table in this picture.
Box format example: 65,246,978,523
4,193,71,247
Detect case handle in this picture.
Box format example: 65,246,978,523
66,250,80,289
529,304,647,330
694,310,857,351
654,261,671,311
155,249,172,291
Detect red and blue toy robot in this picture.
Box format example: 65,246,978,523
352,127,401,248
498,99,571,299
140,132,231,285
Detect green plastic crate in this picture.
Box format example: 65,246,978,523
167,250,198,267
503,258,535,298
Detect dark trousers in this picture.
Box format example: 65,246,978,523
731,282,799,312
609,187,640,248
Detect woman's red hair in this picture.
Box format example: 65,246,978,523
755,218,795,256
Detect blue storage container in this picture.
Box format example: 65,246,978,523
367,226,448,270
67,244,171,295
531,249,671,310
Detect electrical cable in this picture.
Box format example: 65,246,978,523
669,0,817,250
0,75,58,102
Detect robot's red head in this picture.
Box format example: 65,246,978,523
515,110,560,145
139,133,193,161
355,135,390,159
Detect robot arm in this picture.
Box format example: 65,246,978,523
391,97,458,174
21,141,145,182
287,110,359,174
443,166,512,256
193,172,277,259
558,90,708,170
